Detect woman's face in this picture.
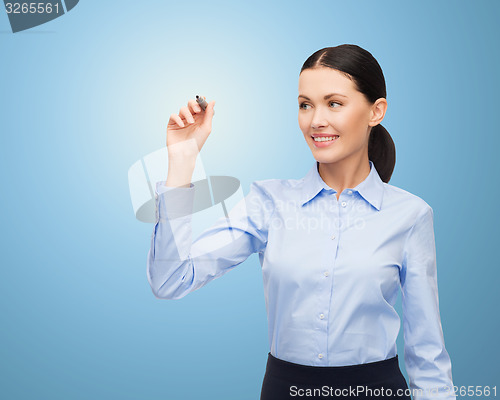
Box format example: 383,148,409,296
298,67,379,165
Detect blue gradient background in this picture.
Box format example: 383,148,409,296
1,1,498,399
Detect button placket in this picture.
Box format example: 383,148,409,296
316,195,337,366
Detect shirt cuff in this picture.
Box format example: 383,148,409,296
155,181,196,220
155,181,194,194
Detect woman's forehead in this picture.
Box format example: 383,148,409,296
298,69,355,97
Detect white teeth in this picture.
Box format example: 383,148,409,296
313,136,339,142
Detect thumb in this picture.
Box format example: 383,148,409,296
202,100,216,130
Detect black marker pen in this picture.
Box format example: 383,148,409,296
195,95,207,110
196,95,214,114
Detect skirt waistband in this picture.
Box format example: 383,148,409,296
265,352,402,386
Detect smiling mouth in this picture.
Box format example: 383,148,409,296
312,135,339,142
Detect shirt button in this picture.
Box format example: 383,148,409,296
319,313,325,319
323,271,329,277
341,201,347,207
347,190,352,195
318,353,324,359
331,234,335,240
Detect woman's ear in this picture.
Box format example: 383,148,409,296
368,98,388,127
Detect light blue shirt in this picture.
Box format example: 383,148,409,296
147,160,455,400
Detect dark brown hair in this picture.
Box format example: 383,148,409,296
300,44,395,183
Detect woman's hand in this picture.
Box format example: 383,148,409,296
166,97,216,159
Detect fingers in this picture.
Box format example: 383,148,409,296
168,98,213,129
179,106,195,124
169,113,185,128
188,98,202,114
179,97,203,125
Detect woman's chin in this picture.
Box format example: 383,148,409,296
310,150,342,164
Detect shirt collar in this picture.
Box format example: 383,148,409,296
299,160,385,211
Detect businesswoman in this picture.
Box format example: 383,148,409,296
147,44,456,400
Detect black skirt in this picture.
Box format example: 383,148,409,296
260,352,411,400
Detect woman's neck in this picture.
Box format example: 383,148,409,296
318,156,371,200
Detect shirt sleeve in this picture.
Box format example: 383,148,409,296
400,205,456,400
147,180,273,300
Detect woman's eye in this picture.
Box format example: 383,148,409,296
299,102,341,110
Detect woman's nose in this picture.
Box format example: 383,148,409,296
311,117,328,129
311,110,328,129
311,122,326,129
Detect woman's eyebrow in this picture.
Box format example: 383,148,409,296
298,93,348,100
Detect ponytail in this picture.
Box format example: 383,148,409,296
368,124,395,183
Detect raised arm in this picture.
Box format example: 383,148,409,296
147,180,273,299
147,96,273,299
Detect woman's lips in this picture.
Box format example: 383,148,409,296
311,135,339,148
